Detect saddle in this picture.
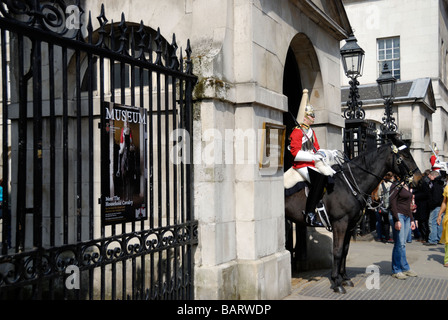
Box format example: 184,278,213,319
284,169,333,231
284,150,339,231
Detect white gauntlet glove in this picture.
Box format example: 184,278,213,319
294,150,321,162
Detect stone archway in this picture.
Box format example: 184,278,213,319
288,33,325,114
282,32,332,273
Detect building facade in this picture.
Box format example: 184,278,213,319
0,0,352,300
342,0,448,171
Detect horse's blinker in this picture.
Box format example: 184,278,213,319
392,143,418,184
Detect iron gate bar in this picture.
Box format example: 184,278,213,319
48,42,55,248
63,45,69,245
0,27,8,256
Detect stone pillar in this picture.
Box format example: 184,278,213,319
233,101,291,300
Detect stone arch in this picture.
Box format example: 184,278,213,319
282,32,326,273
282,33,324,172
288,33,324,114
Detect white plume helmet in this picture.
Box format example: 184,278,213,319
296,89,315,124
432,142,439,152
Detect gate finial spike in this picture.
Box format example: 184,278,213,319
87,12,93,44
180,49,184,72
137,20,147,61
95,4,108,47
118,12,129,55
170,33,179,70
186,39,193,75
155,27,163,66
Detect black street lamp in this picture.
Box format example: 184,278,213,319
340,33,365,120
341,33,376,160
376,62,398,136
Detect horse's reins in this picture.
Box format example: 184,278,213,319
334,155,376,208
334,144,418,209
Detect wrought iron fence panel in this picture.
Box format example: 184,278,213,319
0,1,197,300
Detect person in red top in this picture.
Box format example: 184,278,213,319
430,146,440,171
289,89,327,227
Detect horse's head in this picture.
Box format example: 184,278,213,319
387,135,422,186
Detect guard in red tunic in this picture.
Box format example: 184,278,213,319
431,146,441,171
289,89,328,227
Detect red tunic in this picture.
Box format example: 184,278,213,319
431,155,442,171
289,126,320,170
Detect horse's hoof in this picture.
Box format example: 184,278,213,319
333,286,346,294
342,280,354,287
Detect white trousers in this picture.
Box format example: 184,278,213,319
296,166,320,183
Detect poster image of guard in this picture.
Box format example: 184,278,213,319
102,102,147,225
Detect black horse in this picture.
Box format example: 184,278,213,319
285,135,422,294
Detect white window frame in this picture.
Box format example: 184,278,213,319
377,37,401,80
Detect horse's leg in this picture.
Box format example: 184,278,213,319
340,228,354,287
331,218,349,294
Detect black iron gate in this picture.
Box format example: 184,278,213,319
0,1,197,300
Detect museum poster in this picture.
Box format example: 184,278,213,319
101,102,147,225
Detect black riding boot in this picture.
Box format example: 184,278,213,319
304,168,327,227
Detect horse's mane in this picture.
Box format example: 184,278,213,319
332,142,393,173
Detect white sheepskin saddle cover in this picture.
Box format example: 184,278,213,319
284,149,340,189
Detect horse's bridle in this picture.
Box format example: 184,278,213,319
391,144,420,185
334,143,419,208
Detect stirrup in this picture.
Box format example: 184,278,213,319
303,211,324,227
316,202,332,232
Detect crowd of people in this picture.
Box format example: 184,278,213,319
373,163,448,279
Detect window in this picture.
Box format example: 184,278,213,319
81,57,98,92
377,37,400,80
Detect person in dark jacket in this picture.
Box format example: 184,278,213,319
426,171,446,245
413,170,431,242
389,180,418,280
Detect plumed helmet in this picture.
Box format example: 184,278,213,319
432,142,439,152
304,104,315,118
296,89,315,124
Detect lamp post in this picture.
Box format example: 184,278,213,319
376,62,397,140
341,33,375,159
340,33,365,120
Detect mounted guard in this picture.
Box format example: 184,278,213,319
285,89,337,228
285,133,422,293
430,143,447,176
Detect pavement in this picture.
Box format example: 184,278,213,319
284,233,448,300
